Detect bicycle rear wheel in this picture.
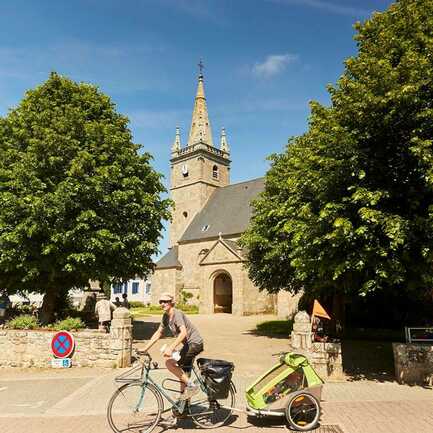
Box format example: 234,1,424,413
107,382,163,433
189,382,236,428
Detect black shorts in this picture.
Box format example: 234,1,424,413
178,342,204,372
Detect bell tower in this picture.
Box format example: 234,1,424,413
169,68,231,246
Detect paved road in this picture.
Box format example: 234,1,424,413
0,315,432,433
0,370,432,433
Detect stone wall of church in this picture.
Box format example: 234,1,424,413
151,268,183,305
241,268,277,315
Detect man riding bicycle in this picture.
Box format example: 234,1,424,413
142,292,204,401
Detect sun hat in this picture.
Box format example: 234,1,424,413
159,292,174,302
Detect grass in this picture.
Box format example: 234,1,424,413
256,319,294,336
130,304,199,318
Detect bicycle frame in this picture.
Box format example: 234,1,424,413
126,361,210,416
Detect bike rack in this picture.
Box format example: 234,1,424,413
114,364,144,384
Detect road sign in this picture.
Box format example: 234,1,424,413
51,331,75,358
51,358,72,368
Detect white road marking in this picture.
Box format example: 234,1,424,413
12,401,45,409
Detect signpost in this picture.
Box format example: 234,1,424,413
51,331,74,367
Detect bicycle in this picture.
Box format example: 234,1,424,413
107,351,236,433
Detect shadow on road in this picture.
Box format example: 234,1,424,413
341,340,395,382
132,320,160,341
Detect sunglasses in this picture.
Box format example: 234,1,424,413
159,300,171,305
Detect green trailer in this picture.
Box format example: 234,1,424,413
245,352,323,431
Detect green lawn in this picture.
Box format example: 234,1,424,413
256,319,294,336
130,304,199,318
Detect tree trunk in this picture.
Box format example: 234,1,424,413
39,286,58,325
332,292,346,335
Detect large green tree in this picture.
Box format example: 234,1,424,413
241,0,433,309
0,73,171,323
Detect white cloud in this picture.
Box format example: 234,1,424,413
252,54,298,78
269,0,370,17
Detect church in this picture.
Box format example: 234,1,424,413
151,71,298,316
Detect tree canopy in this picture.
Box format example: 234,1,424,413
0,73,171,319
241,0,433,300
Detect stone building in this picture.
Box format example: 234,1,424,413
151,72,297,316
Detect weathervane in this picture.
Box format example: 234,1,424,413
198,59,204,76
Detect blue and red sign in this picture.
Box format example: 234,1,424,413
51,331,75,359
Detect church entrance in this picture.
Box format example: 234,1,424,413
213,273,232,313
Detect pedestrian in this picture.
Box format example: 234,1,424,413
114,296,122,308
94,293,115,332
0,291,10,324
142,292,204,427
121,292,130,309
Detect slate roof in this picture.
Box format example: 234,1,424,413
179,177,265,243
155,245,182,269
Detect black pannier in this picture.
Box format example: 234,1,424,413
197,358,234,400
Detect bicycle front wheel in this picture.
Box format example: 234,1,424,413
189,381,236,429
107,382,163,433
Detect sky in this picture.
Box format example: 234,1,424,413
0,0,394,256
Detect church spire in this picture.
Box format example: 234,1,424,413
220,127,229,153
172,126,181,153
187,63,214,147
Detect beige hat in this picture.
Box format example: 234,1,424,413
159,292,174,302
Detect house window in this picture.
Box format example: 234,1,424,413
123,282,128,294
132,282,139,294
145,283,151,295
113,283,122,294
212,165,218,179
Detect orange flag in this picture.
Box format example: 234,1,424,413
312,299,331,320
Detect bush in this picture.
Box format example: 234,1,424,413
129,301,145,308
52,317,85,331
7,314,39,329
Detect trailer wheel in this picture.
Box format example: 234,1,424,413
285,391,320,431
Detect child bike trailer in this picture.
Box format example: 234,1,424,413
246,352,323,431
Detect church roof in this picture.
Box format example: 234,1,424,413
155,245,182,269
179,177,265,243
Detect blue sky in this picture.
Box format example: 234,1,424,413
0,0,394,256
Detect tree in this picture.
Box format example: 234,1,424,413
0,73,171,323
241,0,433,312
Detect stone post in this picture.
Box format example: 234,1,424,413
290,310,313,350
110,308,133,368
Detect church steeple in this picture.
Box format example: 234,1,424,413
172,126,181,153
220,127,229,153
187,69,214,147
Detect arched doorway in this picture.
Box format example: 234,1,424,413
213,273,232,313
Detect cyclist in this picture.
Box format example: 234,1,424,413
142,292,204,400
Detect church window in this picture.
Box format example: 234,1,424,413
202,224,210,232
212,165,219,179
183,211,188,218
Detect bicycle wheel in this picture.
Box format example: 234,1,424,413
189,381,236,429
285,391,320,431
107,382,163,433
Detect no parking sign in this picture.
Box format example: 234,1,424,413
51,331,75,359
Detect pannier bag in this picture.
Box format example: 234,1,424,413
197,358,234,400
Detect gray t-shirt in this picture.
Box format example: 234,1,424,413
161,309,203,346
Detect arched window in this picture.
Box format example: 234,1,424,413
212,165,219,179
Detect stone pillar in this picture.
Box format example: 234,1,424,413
290,310,343,379
290,310,313,350
110,308,133,368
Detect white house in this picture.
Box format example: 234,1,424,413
111,276,152,305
